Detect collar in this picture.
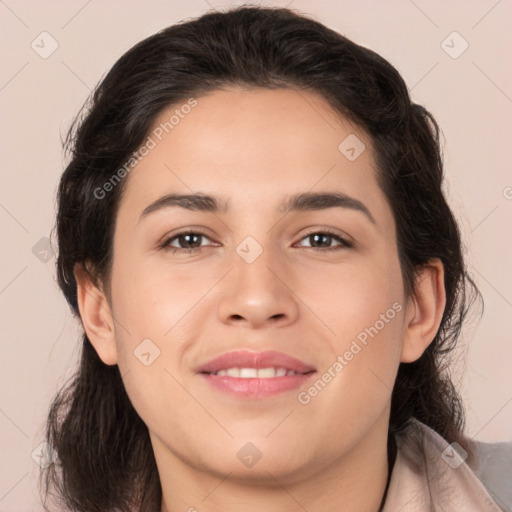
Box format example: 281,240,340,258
382,419,503,511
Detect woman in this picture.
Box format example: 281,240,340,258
41,5,507,511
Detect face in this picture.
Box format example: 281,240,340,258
102,87,410,483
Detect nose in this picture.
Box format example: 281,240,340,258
217,243,299,329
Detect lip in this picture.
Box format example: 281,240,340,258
197,350,316,399
196,350,316,374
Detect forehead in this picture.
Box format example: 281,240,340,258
116,87,392,231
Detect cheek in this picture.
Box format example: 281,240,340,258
110,255,212,341
306,244,406,398
298,294,405,451
109,256,215,422
109,259,203,438
300,248,405,347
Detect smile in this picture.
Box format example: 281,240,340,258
197,350,316,398
206,367,302,378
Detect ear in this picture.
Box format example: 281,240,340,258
74,262,118,365
401,258,446,363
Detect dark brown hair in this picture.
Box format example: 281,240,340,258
41,5,482,511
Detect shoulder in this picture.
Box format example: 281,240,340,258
382,419,510,512
471,437,512,511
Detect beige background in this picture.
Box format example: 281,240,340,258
1,0,511,509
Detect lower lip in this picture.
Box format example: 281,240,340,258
199,373,315,398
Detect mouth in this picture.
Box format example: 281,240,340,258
205,367,304,378
197,350,316,399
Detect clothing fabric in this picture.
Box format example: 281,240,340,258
382,419,511,511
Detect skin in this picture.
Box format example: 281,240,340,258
75,87,446,512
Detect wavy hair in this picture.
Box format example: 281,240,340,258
41,6,482,511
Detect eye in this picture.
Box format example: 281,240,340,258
295,229,353,251
160,231,216,253
160,228,353,254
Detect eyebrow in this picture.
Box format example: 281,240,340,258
139,191,376,225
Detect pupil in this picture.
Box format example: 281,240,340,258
182,234,199,247
178,233,333,249
312,234,329,247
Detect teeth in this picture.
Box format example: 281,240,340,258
258,367,278,378
211,367,299,378
240,368,258,378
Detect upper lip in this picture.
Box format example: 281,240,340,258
197,350,316,374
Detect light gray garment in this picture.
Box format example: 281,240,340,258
382,419,511,511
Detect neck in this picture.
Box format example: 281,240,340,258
157,418,392,512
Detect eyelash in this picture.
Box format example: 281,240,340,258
159,229,354,254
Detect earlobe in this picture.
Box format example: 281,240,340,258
400,259,446,363
74,262,118,366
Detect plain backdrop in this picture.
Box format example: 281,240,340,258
1,1,511,510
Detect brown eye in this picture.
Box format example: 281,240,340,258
161,231,214,252
297,230,353,250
